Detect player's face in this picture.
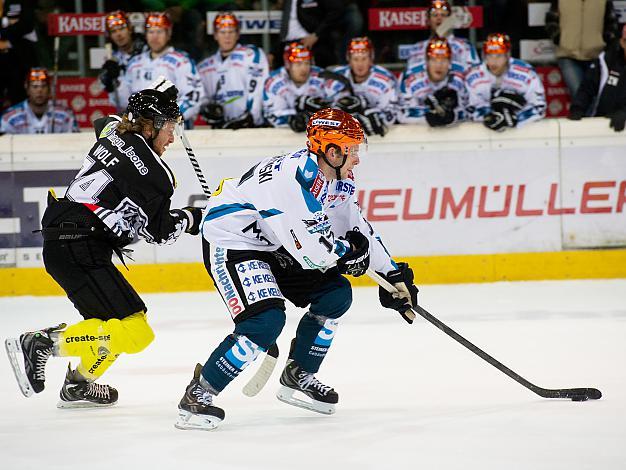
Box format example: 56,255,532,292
486,54,509,77
215,28,239,53
429,10,449,31
27,81,50,106
427,57,450,83
323,143,362,180
349,54,373,82
110,27,131,49
147,27,171,54
153,121,176,156
288,61,311,85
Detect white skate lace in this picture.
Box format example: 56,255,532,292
298,372,332,396
35,347,53,381
192,385,213,406
86,382,110,399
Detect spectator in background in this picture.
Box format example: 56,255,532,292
198,12,269,129
99,11,148,110
569,25,626,132
397,37,466,128
0,67,78,134
332,37,396,136
406,0,480,75
545,0,618,100
117,12,205,128
466,33,546,132
263,42,350,132
278,0,346,68
0,0,38,111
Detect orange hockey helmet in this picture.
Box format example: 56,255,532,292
26,67,51,84
145,12,172,30
429,0,451,16
483,33,511,55
307,108,365,177
426,37,452,59
105,10,130,33
347,36,374,60
283,42,312,64
213,12,240,31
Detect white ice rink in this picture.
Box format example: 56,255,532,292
1,279,625,470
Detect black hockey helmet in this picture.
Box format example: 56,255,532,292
126,88,181,130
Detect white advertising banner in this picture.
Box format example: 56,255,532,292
1,119,625,268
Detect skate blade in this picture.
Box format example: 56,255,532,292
57,400,117,410
4,338,34,397
174,409,222,431
276,386,336,415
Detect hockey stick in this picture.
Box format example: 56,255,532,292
367,269,602,401
176,126,280,396
50,36,60,133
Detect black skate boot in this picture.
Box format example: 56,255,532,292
276,359,338,415
5,323,66,397
175,363,225,431
58,363,118,409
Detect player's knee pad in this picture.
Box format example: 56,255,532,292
233,307,286,349
109,311,154,354
309,275,352,320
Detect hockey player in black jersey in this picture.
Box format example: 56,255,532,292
5,83,203,408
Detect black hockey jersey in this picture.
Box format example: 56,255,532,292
63,120,190,245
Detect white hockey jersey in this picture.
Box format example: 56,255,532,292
397,63,467,124
330,64,398,126
198,44,269,126
407,35,481,74
465,58,546,125
263,66,351,128
117,47,205,121
201,148,397,275
0,100,79,134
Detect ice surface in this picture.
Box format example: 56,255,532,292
1,280,625,470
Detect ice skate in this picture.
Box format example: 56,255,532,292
276,360,338,415
57,363,118,409
5,323,66,397
175,363,225,431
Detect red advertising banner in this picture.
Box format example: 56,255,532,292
55,78,116,128
535,66,570,118
47,13,107,36
368,6,483,31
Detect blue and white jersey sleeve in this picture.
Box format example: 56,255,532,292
263,68,295,128
244,45,270,125
173,53,205,121
513,60,547,126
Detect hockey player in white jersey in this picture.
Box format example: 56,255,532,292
332,36,397,136
263,42,351,132
406,0,480,74
466,33,546,131
397,38,467,127
0,67,78,134
99,11,147,104
198,12,269,129
116,12,205,127
175,109,419,430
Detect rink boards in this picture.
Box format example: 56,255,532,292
0,118,625,295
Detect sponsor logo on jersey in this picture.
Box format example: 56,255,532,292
213,247,243,317
88,354,109,374
65,334,111,343
105,133,149,175
99,120,119,139
290,229,302,250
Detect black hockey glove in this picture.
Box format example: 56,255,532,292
181,206,203,235
425,89,457,127
336,230,370,277
222,111,254,130
484,109,517,131
355,109,387,136
379,262,419,324
336,95,369,115
609,110,626,132
433,87,459,111
288,112,308,133
200,102,225,127
568,107,584,121
491,89,526,114
295,95,330,114
99,60,122,93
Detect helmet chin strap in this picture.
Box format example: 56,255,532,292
317,145,347,180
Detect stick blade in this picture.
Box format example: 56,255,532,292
242,343,279,397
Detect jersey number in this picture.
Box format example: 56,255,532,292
67,156,114,204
